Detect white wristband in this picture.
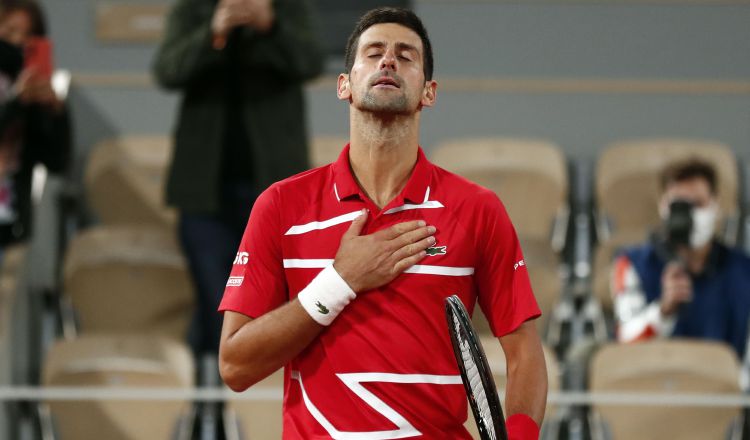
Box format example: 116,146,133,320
297,265,356,326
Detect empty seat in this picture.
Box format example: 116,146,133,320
433,139,569,332
589,340,741,440
224,368,284,440
310,136,347,168
595,139,738,244
85,136,176,228
432,138,568,244
63,225,194,340
42,334,194,440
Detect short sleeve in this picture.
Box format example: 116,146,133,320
473,192,541,337
218,185,288,318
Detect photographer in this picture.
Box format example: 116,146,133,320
0,0,69,254
611,159,750,357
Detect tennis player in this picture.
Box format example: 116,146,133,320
219,7,547,439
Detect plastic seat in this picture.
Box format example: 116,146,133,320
224,368,284,440
589,340,741,440
42,334,194,440
433,138,568,333
84,136,176,229
432,138,568,244
63,225,194,340
595,138,738,244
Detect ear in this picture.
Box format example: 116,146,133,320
337,73,352,101
420,80,437,108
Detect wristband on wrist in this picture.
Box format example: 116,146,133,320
506,413,540,440
297,264,356,326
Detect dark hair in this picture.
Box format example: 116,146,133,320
344,7,433,81
0,0,47,37
660,158,718,195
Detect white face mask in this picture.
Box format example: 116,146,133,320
689,204,718,248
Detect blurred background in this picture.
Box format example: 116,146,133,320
1,0,749,439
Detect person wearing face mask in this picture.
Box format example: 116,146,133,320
611,159,750,357
0,0,69,256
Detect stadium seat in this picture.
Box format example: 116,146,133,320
464,337,561,439
62,225,194,340
589,340,741,440
84,136,176,229
432,138,569,332
42,334,194,440
595,138,738,245
224,368,284,440
432,138,568,245
310,135,348,168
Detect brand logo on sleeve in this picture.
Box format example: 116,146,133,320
425,245,447,256
315,301,330,315
513,259,525,271
233,252,249,265
226,276,244,287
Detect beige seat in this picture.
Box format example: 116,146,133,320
596,139,738,244
433,139,568,333
85,136,176,229
63,225,194,340
432,138,568,244
224,368,284,440
310,136,347,168
589,340,741,440
42,334,194,440
464,337,560,438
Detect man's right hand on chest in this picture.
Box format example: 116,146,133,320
333,209,436,293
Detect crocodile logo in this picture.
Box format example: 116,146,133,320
425,245,447,256
315,301,330,315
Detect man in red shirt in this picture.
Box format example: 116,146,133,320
219,7,547,439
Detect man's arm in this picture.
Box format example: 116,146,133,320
219,212,437,391
612,255,681,342
498,320,547,431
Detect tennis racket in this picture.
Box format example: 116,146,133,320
445,295,507,440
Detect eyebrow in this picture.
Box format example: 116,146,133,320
362,41,421,56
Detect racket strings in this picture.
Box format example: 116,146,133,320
454,314,497,439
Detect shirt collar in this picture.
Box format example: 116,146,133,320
331,143,433,204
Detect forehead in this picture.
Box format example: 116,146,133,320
357,22,423,52
665,177,713,200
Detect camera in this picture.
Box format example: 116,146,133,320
665,199,693,250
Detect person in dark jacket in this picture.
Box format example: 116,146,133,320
152,0,324,354
0,0,70,254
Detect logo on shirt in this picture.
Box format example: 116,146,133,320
425,245,447,256
226,276,244,287
513,259,525,271
315,301,330,315
233,252,249,265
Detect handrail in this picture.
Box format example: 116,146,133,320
1,387,749,407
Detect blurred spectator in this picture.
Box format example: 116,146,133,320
612,159,750,357
152,0,324,354
0,0,69,257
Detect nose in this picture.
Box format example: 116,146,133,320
379,49,397,71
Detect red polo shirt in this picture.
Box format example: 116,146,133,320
220,145,540,439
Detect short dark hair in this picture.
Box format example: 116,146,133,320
660,158,718,195
344,7,434,81
0,0,47,37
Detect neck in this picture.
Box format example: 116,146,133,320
348,109,421,208
678,242,712,274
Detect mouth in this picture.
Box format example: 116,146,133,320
372,76,400,89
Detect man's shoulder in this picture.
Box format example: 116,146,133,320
430,164,501,207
